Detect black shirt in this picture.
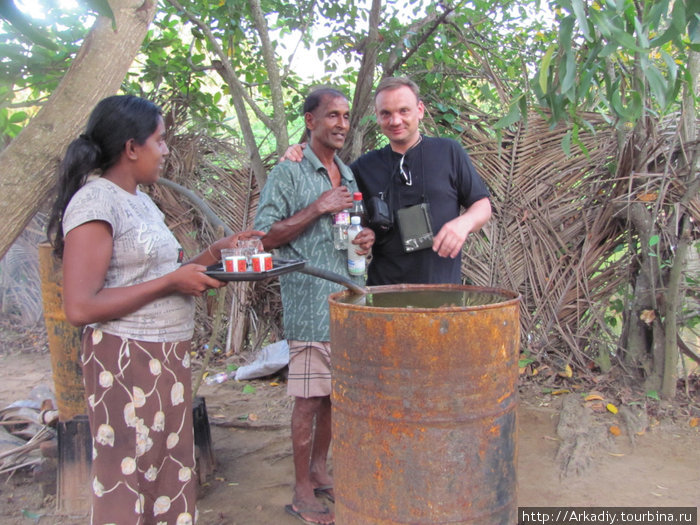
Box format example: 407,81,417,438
350,135,490,285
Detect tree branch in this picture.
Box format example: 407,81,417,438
166,0,269,187
384,5,456,77
165,0,274,130
248,0,289,157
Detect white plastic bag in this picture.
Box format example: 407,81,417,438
234,340,289,381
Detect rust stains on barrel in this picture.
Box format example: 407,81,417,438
329,284,521,525
38,242,86,422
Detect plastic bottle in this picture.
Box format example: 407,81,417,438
350,192,365,223
204,370,235,385
347,215,365,276
333,207,351,250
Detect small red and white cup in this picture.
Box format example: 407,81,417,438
224,255,247,272
251,253,273,272
221,248,248,272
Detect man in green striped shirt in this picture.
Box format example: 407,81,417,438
255,88,374,525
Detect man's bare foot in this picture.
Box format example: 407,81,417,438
285,502,334,524
310,470,334,502
313,485,335,503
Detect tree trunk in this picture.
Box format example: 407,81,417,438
342,0,381,164
0,0,158,259
661,49,700,398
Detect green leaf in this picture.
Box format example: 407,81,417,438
562,129,572,156
9,111,27,123
689,12,700,44
539,43,557,93
559,15,575,49
591,10,645,52
611,86,642,121
646,0,670,29
646,390,660,401
648,235,660,247
442,112,456,124
561,48,577,98
493,96,523,129
633,16,649,48
519,357,535,367
571,0,592,41
643,63,668,108
242,384,256,394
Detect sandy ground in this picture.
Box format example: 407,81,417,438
0,340,698,524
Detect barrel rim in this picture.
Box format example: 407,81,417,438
328,283,521,313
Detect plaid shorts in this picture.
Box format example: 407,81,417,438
287,340,332,398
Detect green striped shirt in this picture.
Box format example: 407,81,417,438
254,146,363,341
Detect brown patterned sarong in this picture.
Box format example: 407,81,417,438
81,327,197,525
287,340,332,398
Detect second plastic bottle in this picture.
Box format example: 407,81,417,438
347,215,365,276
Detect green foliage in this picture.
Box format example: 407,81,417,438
535,0,699,129
645,390,661,401
0,1,90,139
2,0,696,143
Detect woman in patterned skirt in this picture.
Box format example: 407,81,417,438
47,95,262,524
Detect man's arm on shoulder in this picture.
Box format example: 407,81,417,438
280,142,306,163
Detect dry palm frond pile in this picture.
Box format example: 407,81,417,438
452,106,699,382
0,213,47,328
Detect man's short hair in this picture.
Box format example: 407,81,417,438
374,77,421,102
303,88,347,116
303,87,347,137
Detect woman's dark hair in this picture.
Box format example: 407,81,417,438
47,95,162,258
302,87,347,138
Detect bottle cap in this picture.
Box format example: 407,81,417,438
353,192,362,200
351,216,361,225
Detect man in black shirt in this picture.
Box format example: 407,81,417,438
284,76,491,285
353,76,491,285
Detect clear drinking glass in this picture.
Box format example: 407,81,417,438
238,238,263,268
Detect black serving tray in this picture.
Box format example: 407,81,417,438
205,258,306,282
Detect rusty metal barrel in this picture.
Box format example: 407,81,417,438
329,284,521,525
38,242,91,517
38,242,86,421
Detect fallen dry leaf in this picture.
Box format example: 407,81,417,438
609,425,622,436
557,364,573,378
637,192,658,202
606,403,619,414
690,417,699,428
584,393,604,402
640,309,656,325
